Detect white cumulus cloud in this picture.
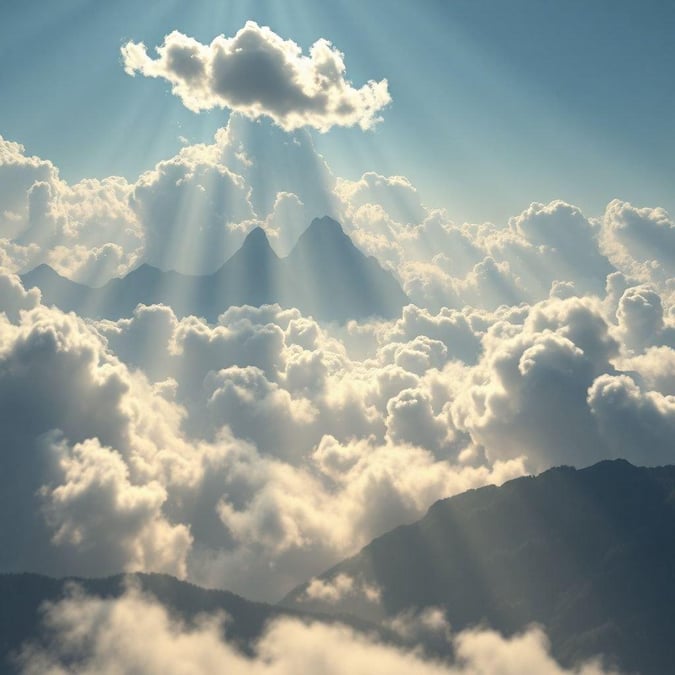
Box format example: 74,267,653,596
122,22,391,132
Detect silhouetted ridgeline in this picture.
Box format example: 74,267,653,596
282,459,675,674
21,217,409,323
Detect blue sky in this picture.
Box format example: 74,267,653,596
1,0,674,223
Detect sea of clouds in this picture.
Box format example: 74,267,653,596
0,22,672,672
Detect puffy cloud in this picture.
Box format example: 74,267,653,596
623,346,675,396
615,285,675,353
4,121,675,609
451,296,621,470
1,116,337,281
0,137,141,283
0,303,192,577
387,607,452,643
42,438,191,577
384,305,482,365
385,387,455,456
588,374,675,464
4,255,675,602
304,573,381,605
602,200,675,286
87,283,675,591
131,143,255,273
0,137,60,241
337,172,427,226
205,365,317,461
508,201,612,287
0,278,532,600
19,587,619,675
448,288,675,471
122,22,391,132
181,433,524,599
0,268,40,321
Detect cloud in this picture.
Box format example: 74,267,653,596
615,284,675,353
0,298,194,578
304,573,381,605
122,22,391,132
131,144,255,273
0,137,141,283
387,607,451,640
622,346,675,396
588,374,675,464
42,437,192,577
3,115,675,606
0,269,40,321
450,295,621,470
0,276,529,600
18,586,619,675
601,200,675,286
1,116,338,280
2,254,675,602
337,172,427,226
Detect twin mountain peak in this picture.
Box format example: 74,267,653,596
22,217,409,323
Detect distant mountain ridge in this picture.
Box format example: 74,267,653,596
281,459,675,674
21,217,409,323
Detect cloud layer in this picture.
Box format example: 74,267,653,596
1,255,674,601
0,72,674,605
122,22,391,132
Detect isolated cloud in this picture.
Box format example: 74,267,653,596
19,587,619,675
122,22,391,132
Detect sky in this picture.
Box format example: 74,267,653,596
1,0,675,224
1,3,675,672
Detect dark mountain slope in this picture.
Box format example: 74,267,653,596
20,217,408,323
282,460,675,674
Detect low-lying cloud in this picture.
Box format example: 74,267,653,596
18,586,619,675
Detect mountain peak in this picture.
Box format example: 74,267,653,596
22,217,408,323
244,226,270,245
226,227,278,266
305,216,348,240
241,226,273,250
